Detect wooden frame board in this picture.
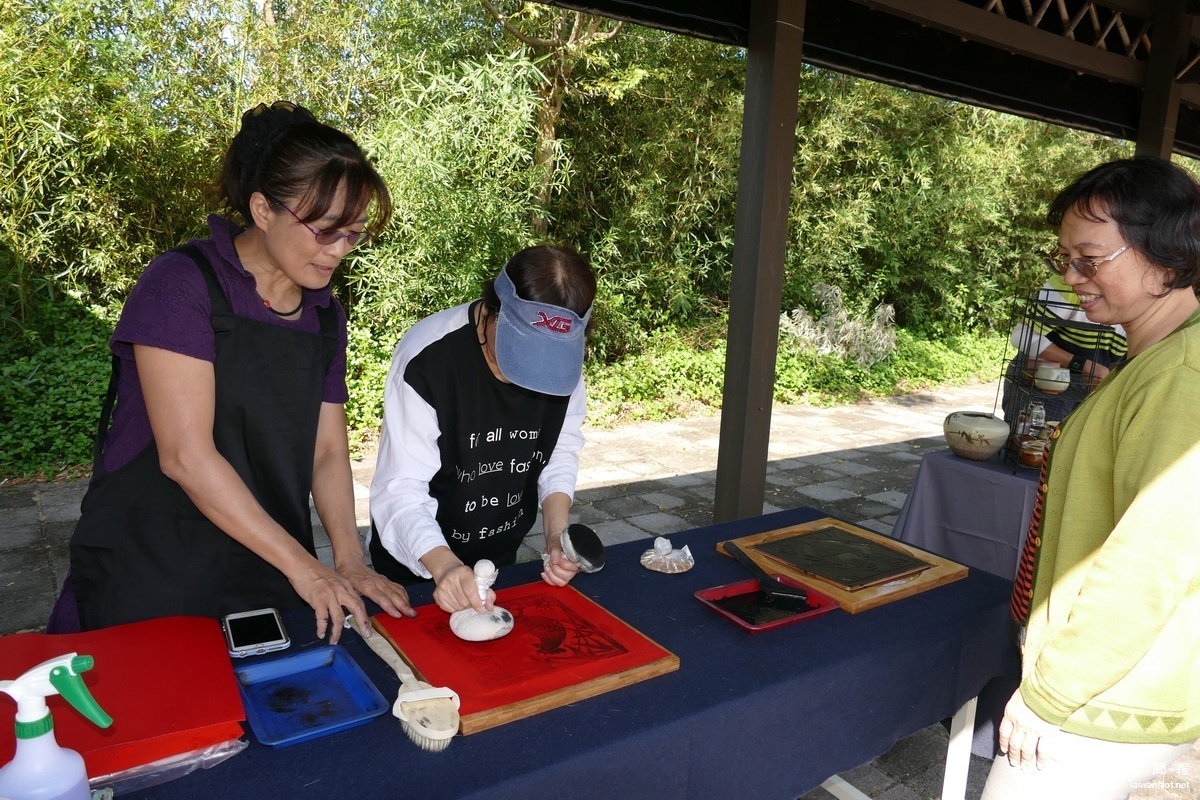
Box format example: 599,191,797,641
717,517,967,613
372,582,679,735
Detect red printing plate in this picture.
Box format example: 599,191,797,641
373,582,679,734
695,576,838,632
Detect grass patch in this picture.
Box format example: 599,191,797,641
1,295,1007,479
585,327,1005,426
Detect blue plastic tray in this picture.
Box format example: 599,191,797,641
235,645,388,747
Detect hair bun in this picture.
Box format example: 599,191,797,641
235,100,317,170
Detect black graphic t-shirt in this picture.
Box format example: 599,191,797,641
370,302,585,582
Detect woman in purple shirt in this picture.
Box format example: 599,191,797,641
65,101,413,642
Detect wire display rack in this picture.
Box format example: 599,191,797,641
1000,287,1116,468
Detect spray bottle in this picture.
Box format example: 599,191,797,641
0,653,113,800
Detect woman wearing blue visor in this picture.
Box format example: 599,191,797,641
369,246,595,614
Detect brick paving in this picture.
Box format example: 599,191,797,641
1,377,1195,799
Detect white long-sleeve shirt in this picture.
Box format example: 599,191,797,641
369,302,585,578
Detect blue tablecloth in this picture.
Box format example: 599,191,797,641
128,507,1018,800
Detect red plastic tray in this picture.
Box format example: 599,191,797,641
695,576,838,632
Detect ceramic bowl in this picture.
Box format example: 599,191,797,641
943,411,1009,461
1021,357,1060,382
1033,365,1071,394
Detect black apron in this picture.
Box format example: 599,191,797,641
70,245,337,630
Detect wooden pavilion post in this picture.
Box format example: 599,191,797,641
713,0,805,522
1136,0,1190,156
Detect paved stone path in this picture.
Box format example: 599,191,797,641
1,378,1194,799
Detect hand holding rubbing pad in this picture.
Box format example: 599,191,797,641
560,523,605,573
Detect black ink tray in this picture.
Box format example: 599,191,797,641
695,576,838,632
235,645,388,747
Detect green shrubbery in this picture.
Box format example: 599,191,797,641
582,282,1002,426
343,322,398,454
583,329,728,424
582,325,1003,427
0,296,115,478
0,289,1004,478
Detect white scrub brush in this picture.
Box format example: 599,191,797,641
349,616,461,752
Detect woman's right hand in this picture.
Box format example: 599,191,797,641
288,561,370,645
430,561,492,614
998,690,1058,770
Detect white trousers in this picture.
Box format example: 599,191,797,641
981,731,1194,800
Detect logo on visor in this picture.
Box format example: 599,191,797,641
532,311,573,334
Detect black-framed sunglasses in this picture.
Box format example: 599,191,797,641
270,197,373,248
1043,245,1128,279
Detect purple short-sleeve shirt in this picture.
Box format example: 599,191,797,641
102,215,349,472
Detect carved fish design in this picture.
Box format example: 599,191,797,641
518,614,567,654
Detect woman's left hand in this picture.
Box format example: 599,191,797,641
337,561,416,619
998,690,1058,770
541,545,581,587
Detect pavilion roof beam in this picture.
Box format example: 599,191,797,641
853,0,1148,84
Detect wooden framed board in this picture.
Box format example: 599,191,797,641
717,517,967,614
372,582,679,735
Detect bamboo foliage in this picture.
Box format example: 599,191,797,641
2,0,1139,342
479,1,625,236
348,53,551,334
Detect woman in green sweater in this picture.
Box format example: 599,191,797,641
983,157,1200,798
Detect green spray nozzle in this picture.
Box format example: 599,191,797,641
49,656,112,728
0,653,113,736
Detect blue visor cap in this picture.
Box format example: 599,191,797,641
493,266,592,396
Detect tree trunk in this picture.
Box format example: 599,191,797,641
532,69,568,236
479,2,623,238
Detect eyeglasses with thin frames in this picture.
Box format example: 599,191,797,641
1043,245,1128,279
269,197,373,248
